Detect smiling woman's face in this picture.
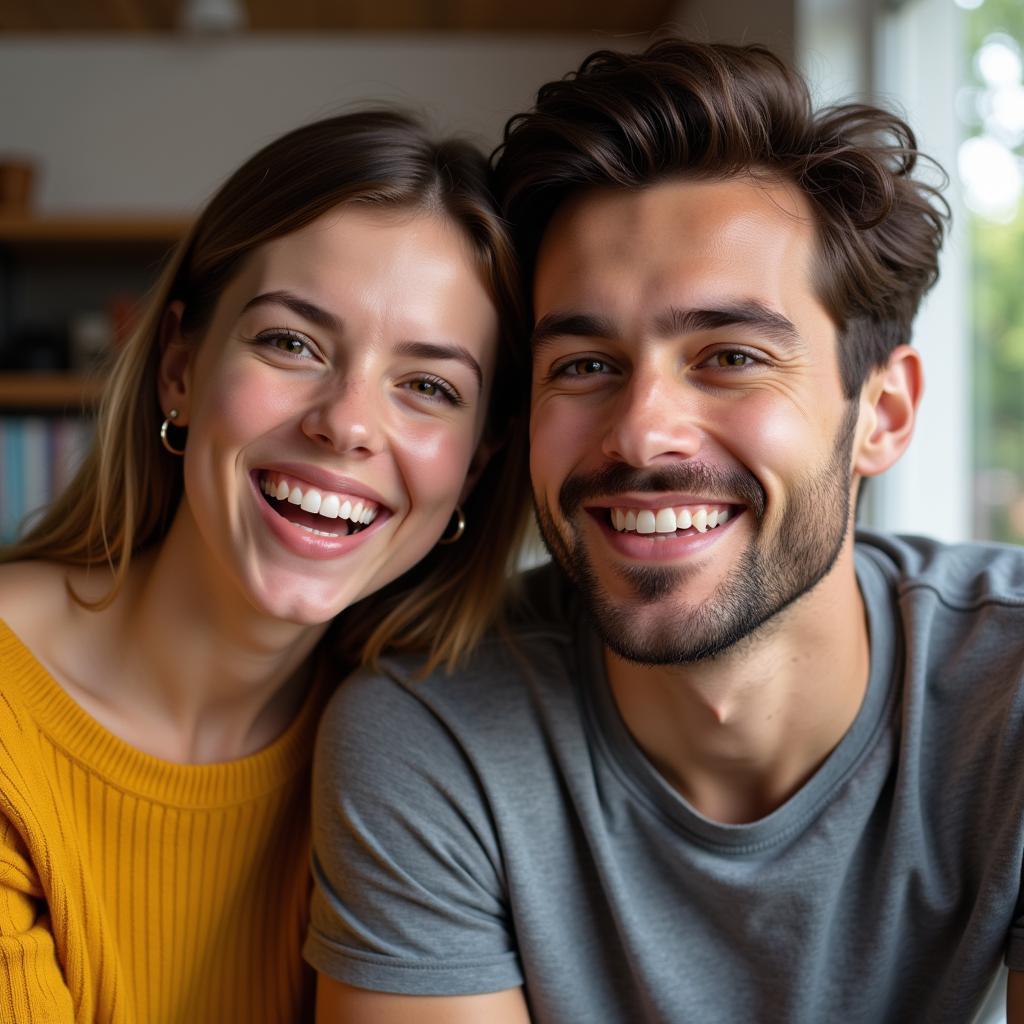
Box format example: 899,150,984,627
159,205,499,625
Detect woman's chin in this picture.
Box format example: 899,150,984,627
243,576,359,628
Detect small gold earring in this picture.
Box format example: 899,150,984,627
160,409,186,456
438,506,466,544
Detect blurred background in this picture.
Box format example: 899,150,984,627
0,0,1019,549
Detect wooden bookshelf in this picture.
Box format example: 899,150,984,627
0,214,188,413
0,215,188,245
0,372,105,410
0,215,185,540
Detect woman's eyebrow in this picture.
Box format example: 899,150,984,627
240,294,484,388
240,290,343,333
393,340,483,390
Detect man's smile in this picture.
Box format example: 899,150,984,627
603,503,736,534
581,500,744,561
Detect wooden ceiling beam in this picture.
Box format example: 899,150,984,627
0,0,681,33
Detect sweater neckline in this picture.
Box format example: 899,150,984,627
0,618,327,808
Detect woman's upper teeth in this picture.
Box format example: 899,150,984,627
611,505,730,534
259,472,379,524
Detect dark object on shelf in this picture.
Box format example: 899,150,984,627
0,160,36,213
0,325,68,372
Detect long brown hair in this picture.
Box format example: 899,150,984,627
4,110,530,672
493,38,950,398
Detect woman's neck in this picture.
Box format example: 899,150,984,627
53,516,330,763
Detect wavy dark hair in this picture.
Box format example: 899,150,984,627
493,38,949,397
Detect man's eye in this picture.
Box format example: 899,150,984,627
564,358,609,376
713,351,754,368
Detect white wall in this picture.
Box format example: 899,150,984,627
0,35,598,213
797,0,874,103
870,0,970,541
674,0,796,64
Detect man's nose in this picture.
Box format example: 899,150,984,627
601,372,703,467
300,379,383,456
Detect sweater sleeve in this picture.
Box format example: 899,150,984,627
0,814,74,1022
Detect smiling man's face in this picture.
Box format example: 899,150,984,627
529,176,864,665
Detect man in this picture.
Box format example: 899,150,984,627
307,40,1024,1022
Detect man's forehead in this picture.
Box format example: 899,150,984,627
533,176,820,316
529,175,840,359
537,175,816,266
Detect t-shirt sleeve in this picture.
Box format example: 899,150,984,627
303,668,523,996
0,814,75,1021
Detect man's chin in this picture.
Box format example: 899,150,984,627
580,587,725,666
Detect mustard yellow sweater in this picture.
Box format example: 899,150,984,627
0,620,324,1023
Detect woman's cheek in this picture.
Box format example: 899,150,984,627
396,418,480,505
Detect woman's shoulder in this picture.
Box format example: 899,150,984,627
0,560,80,641
0,560,115,680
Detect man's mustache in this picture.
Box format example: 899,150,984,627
557,462,766,520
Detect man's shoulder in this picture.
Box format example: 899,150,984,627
856,529,1024,611
381,559,580,704
859,531,1024,757
321,561,585,769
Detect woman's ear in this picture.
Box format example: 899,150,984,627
852,344,924,479
157,301,193,425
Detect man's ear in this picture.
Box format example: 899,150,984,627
852,344,923,479
157,301,193,425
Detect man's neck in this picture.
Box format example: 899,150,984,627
604,544,871,824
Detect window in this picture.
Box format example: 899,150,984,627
957,0,1024,544
802,0,1024,545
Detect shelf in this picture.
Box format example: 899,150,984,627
0,373,104,411
0,215,189,245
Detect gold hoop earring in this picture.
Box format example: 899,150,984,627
438,506,465,545
160,409,186,456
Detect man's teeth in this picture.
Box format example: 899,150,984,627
259,473,379,526
610,506,730,535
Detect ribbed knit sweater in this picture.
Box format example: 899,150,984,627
0,620,323,1023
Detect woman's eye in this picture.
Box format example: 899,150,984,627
258,331,314,358
404,376,463,406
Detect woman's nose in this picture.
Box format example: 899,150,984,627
300,381,384,456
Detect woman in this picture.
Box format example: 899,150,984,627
0,110,529,1023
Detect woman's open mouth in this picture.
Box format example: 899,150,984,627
257,471,383,539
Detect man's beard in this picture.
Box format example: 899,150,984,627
534,402,860,665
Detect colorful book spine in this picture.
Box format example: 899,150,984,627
0,416,94,544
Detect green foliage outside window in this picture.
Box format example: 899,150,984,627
962,0,1024,542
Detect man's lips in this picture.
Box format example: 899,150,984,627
585,497,745,537
560,463,766,521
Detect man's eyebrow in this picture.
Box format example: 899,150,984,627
240,290,343,333
530,302,801,353
531,312,618,351
393,340,483,390
653,302,802,347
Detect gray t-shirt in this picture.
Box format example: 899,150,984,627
305,532,1024,1022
